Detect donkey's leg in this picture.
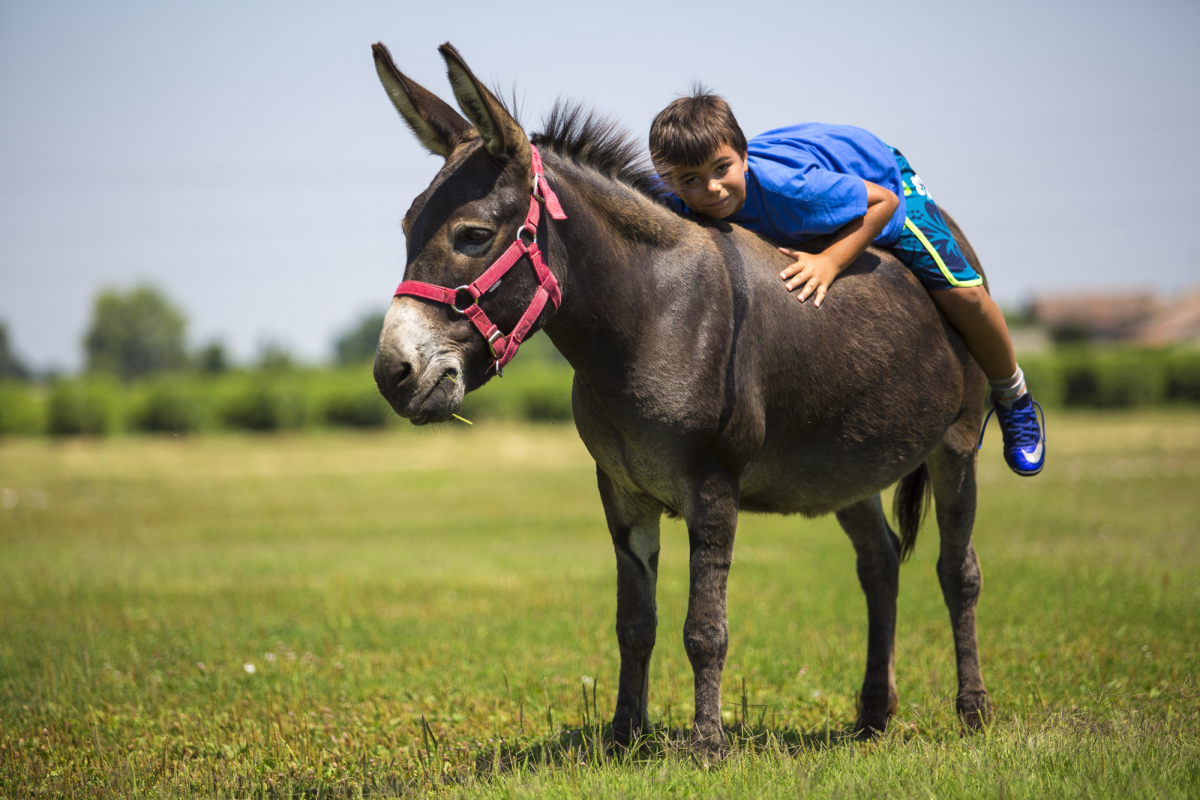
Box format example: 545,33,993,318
682,471,739,755
835,494,902,736
927,441,991,728
597,468,664,747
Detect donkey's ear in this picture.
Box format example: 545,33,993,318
372,42,474,158
438,43,530,166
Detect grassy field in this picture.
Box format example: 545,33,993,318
1,412,1198,798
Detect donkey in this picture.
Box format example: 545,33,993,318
371,42,991,751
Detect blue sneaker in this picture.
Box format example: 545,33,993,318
979,393,1045,476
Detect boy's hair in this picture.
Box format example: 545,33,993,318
649,85,748,180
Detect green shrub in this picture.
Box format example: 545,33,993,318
1059,349,1099,408
46,378,119,436
0,382,45,435
1095,354,1165,407
518,366,574,421
462,375,522,420
303,368,389,428
322,388,390,428
1165,351,1200,404
130,378,205,433
463,360,574,422
218,376,307,431
1017,355,1063,408
1058,349,1167,408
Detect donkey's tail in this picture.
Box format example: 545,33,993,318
893,462,932,562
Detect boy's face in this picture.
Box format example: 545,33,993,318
668,143,749,219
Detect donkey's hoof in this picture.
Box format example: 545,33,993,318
853,705,893,739
853,714,889,740
610,714,649,751
957,693,992,730
689,726,728,762
855,687,898,738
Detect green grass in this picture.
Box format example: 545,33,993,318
1,412,1198,798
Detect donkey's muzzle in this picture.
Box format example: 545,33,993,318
374,352,414,410
373,348,462,424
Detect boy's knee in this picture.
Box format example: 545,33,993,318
932,285,989,317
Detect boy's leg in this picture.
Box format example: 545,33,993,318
929,286,1032,409
888,150,1043,476
930,290,1045,476
928,288,1042,473
928,286,1016,382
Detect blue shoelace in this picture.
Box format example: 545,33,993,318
978,398,1045,451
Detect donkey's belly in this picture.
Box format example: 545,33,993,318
737,440,934,517
577,396,949,519
735,375,961,516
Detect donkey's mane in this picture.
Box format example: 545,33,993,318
530,101,664,200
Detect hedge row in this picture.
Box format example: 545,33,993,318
1018,347,1200,408
0,369,380,436
0,359,575,437
1,347,1197,437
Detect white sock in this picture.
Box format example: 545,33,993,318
989,366,1027,409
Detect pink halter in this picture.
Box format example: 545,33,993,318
392,144,567,376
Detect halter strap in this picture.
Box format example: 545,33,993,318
393,144,566,376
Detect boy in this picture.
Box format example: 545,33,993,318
649,90,1044,476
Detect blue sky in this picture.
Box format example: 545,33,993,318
1,0,1197,371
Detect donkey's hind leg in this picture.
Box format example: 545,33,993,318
927,439,991,728
835,494,901,737
597,468,664,748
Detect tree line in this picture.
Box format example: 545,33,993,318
0,284,387,382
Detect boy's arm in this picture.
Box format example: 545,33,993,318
778,180,899,307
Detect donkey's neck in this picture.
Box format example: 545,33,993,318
538,156,690,379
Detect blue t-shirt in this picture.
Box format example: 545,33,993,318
665,123,907,247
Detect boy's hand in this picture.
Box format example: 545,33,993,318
775,180,897,308
778,248,841,307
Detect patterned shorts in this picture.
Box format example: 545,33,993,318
888,149,982,291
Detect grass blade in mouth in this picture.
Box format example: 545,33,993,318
441,375,472,424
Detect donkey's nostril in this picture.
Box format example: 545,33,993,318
374,355,413,397
390,360,413,388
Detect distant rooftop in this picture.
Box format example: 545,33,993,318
1027,289,1200,346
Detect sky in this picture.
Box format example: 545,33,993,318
1,0,1198,372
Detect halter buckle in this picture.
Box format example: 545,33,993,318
486,329,504,358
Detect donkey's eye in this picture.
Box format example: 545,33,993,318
455,227,494,254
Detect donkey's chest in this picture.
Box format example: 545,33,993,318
571,381,722,514
575,416,695,513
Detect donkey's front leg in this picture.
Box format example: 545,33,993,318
597,469,663,747
683,471,739,755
